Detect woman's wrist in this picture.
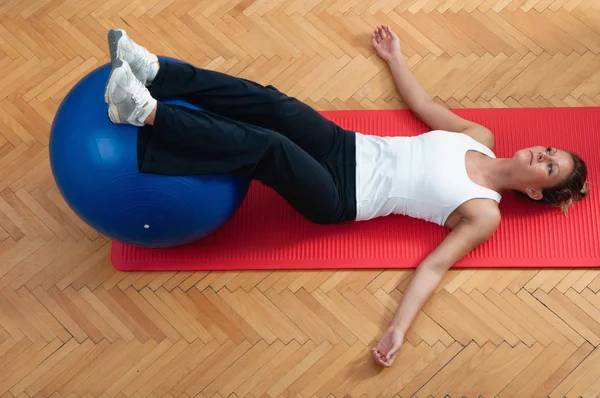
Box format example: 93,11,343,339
387,53,405,67
389,321,406,336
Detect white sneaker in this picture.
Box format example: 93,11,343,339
105,59,157,127
108,28,158,86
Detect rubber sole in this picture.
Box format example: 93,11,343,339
104,29,124,105
104,58,123,123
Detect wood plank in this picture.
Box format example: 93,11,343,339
0,2,599,397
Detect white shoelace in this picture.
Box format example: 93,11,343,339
131,41,151,72
130,77,148,107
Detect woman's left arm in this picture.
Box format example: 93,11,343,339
372,210,501,367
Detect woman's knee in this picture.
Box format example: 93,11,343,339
265,85,299,114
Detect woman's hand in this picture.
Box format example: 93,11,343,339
372,24,402,63
372,325,404,367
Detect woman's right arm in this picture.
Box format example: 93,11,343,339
372,25,494,149
372,210,500,367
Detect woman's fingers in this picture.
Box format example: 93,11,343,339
372,347,394,367
386,25,397,39
372,347,384,365
372,31,378,45
374,24,397,43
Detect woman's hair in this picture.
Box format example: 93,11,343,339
518,151,589,213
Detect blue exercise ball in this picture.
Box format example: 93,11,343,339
49,62,250,248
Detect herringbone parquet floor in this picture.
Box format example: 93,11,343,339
1,0,600,397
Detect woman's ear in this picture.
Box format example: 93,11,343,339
525,187,543,200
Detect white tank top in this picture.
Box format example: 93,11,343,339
354,130,501,226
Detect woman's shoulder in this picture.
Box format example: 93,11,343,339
462,125,495,152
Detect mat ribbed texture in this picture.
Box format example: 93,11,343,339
112,107,600,271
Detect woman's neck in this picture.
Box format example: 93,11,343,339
479,156,521,193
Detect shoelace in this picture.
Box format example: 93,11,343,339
131,41,151,71
130,77,148,107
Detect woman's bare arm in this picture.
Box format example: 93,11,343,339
372,208,500,367
372,25,494,149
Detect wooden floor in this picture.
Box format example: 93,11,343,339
1,0,600,397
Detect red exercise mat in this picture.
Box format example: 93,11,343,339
112,107,600,271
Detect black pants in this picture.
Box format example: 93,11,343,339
137,61,357,224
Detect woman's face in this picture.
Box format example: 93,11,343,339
513,146,574,198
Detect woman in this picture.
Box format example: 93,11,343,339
104,26,588,367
